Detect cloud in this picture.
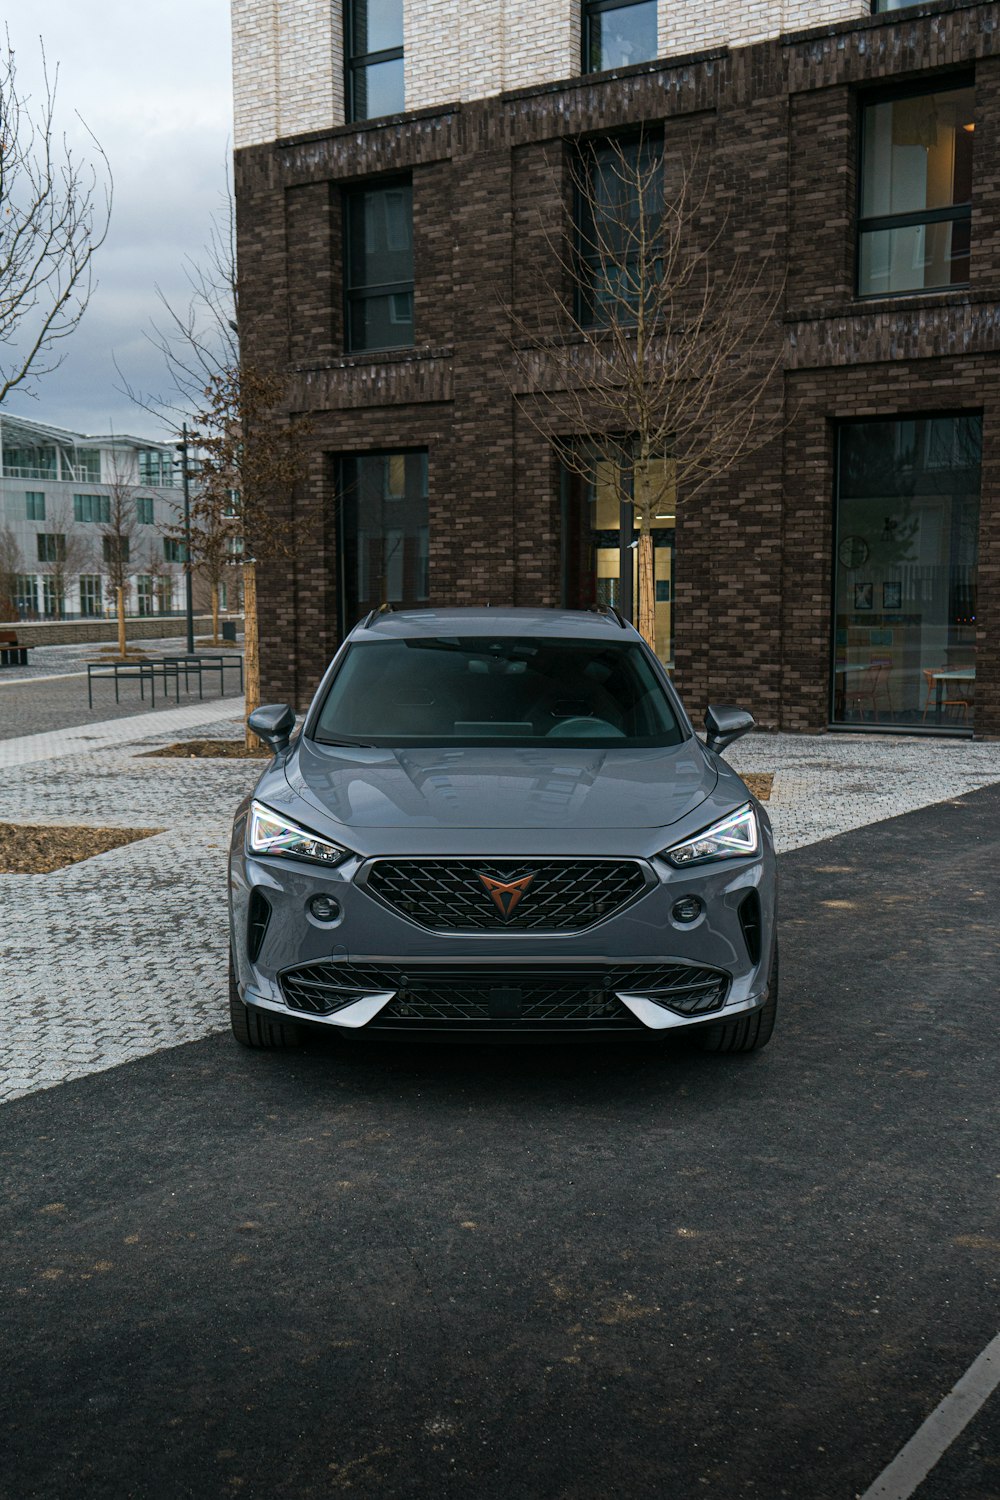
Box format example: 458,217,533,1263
3,0,233,439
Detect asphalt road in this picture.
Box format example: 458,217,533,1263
2,788,999,1499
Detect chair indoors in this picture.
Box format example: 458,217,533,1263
921,668,969,722
849,661,891,722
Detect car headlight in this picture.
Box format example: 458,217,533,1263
663,804,759,867
247,801,351,866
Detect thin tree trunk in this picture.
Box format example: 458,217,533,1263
243,560,260,750
637,531,656,650
211,582,220,646
116,585,126,659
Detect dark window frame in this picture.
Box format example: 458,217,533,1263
582,0,658,75
855,73,975,301
343,175,414,354
574,130,663,328
344,0,404,123
335,446,429,638
827,407,983,733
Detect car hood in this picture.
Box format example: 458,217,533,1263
283,738,717,831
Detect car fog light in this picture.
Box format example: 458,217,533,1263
671,896,702,924
309,895,342,922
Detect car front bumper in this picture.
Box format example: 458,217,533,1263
229,821,777,1040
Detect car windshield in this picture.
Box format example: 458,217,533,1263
312,636,683,748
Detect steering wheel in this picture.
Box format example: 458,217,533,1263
544,717,625,738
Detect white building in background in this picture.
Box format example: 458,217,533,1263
0,414,185,620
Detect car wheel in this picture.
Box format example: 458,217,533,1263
229,948,304,1049
695,941,778,1055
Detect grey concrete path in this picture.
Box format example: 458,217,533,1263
2,787,999,1499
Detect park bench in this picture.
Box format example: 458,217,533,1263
0,631,29,667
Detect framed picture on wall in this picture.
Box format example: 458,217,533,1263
883,581,902,610
854,582,873,611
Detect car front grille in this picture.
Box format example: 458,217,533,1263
278,961,729,1026
363,859,648,932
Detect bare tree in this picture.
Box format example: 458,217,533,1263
504,136,783,647
193,365,311,741
0,522,23,619
140,538,170,617
36,498,92,619
0,33,112,404
161,461,239,647
118,171,311,743
99,451,140,657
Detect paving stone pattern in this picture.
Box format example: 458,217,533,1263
3,711,1000,1107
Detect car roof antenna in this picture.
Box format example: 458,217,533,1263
590,603,627,629
362,601,396,630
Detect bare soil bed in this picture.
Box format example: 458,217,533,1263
742,773,773,801
142,739,269,760
0,823,162,875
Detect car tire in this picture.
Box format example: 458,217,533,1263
695,941,778,1055
229,948,304,1049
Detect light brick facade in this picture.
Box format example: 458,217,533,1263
232,0,870,148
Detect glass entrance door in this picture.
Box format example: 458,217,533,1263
338,450,429,631
832,415,980,731
562,457,675,669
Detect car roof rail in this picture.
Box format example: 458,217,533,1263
362,602,396,630
590,603,628,629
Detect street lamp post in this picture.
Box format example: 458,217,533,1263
177,423,196,655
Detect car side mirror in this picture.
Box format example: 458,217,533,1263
248,703,295,754
704,704,755,756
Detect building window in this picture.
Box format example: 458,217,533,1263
164,538,186,563
71,449,101,482
346,0,404,121
37,533,65,563
103,536,130,567
136,575,154,615
25,492,45,521
583,0,658,73
138,450,173,487
79,574,103,617
870,0,919,10
832,414,981,731
42,577,63,618
14,575,37,616
577,135,662,327
562,448,676,668
345,179,414,352
338,450,428,629
135,496,154,525
858,81,974,298
3,445,57,480
74,493,111,523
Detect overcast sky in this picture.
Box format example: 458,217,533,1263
4,0,233,442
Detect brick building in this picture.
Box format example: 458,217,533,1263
232,0,1000,736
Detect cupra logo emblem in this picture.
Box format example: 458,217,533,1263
478,872,535,920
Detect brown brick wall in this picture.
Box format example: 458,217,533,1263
235,0,1000,736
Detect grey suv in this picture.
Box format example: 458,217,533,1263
228,608,777,1054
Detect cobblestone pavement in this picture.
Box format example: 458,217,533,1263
3,712,1000,1106
727,730,1000,850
